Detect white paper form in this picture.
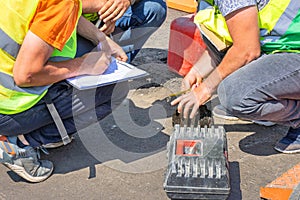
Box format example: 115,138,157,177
66,60,149,90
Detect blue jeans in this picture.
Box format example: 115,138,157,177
217,53,300,128
76,0,167,62
112,0,166,62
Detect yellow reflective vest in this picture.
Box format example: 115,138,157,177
0,0,81,114
195,0,300,54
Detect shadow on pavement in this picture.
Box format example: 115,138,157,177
39,98,173,179
221,123,287,156
228,161,242,200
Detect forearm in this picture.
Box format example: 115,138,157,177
14,57,85,87
77,16,106,45
201,5,261,94
203,44,260,94
82,0,106,14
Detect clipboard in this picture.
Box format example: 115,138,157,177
66,59,149,90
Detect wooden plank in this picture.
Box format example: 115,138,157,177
260,163,300,200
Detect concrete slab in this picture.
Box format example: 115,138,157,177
1,7,299,200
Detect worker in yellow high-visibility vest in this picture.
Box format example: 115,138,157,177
0,0,129,183
172,0,300,154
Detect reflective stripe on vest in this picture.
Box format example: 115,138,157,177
0,71,49,95
260,0,300,53
0,0,81,114
0,28,20,59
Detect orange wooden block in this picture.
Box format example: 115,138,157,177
260,163,300,200
166,0,198,13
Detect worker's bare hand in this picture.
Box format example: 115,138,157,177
111,45,128,62
100,20,116,35
80,51,111,75
171,82,212,119
100,37,128,62
99,0,131,23
182,67,203,90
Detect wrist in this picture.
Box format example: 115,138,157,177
96,31,107,44
189,68,204,82
203,69,223,94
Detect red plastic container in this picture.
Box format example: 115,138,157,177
168,14,207,76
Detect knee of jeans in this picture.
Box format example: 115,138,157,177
217,79,247,115
218,80,238,111
218,81,261,118
144,0,167,27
